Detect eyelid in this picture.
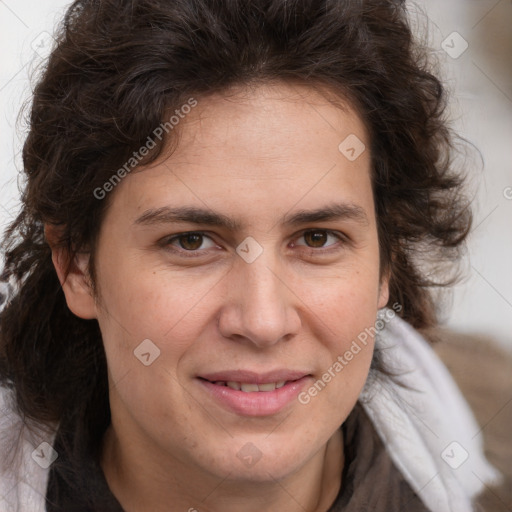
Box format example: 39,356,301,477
158,228,349,258
159,231,220,254
292,229,345,247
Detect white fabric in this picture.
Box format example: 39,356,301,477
360,309,501,512
0,311,501,511
0,388,55,512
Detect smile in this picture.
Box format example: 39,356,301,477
209,380,287,392
197,373,312,416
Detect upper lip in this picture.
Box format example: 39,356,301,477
198,370,311,384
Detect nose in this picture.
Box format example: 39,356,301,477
217,256,302,348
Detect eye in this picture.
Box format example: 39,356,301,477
294,229,342,248
164,232,217,251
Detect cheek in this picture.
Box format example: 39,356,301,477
305,262,382,334
301,265,381,399
302,297,377,425
95,249,221,341
93,272,213,398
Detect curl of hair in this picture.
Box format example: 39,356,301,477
1,0,471,427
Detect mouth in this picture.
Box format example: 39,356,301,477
197,371,312,416
200,379,288,392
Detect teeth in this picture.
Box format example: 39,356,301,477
215,381,288,392
240,383,260,392
258,382,276,392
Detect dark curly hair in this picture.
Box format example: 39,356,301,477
0,0,471,435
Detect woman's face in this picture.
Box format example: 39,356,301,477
89,82,388,484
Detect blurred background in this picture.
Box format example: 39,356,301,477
1,0,511,348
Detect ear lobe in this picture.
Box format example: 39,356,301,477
378,272,390,309
45,224,97,320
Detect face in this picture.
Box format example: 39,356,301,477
80,82,388,484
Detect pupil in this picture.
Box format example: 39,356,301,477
180,234,202,250
305,231,327,247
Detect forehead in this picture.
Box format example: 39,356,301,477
170,82,367,171
105,81,374,227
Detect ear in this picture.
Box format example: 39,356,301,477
45,224,97,320
377,270,390,310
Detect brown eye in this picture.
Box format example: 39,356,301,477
178,233,204,250
303,230,329,247
162,232,217,255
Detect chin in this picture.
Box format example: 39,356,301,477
201,443,305,483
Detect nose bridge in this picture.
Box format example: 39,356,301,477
219,251,300,346
244,258,282,313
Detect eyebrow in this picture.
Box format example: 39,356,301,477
283,203,369,227
134,202,369,229
134,206,241,230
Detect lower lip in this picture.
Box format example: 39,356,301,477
198,377,311,417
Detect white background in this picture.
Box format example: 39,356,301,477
1,0,511,347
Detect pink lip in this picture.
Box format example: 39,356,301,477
197,370,312,417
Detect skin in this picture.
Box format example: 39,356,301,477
51,81,389,512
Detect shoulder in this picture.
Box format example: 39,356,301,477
431,329,512,512
359,310,502,512
0,385,56,512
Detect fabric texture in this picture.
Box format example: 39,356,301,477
0,385,53,512
0,310,500,511
359,310,501,512
329,404,429,511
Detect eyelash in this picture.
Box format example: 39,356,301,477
159,229,348,258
